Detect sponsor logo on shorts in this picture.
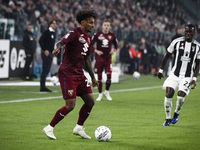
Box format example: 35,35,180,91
68,89,74,97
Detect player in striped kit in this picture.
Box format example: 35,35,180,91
157,24,200,126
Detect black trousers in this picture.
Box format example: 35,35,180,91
24,52,33,77
40,52,53,89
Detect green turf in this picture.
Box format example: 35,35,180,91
0,75,200,150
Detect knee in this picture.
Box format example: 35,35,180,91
87,99,95,107
166,92,174,98
97,73,102,80
177,91,186,97
166,87,174,98
65,99,76,111
107,73,111,79
66,105,75,112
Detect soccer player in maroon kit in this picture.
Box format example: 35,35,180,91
92,20,119,101
42,9,98,140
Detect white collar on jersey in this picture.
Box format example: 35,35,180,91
49,27,55,32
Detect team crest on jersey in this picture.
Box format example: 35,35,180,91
98,34,105,40
108,35,112,40
79,37,86,43
179,42,184,50
68,90,74,97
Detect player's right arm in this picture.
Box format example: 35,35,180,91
52,41,65,56
94,49,103,56
189,59,200,89
52,30,77,56
92,32,103,56
157,51,172,79
157,39,176,79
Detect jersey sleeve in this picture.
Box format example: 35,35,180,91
91,32,98,49
167,39,176,53
113,35,119,50
87,37,94,55
197,46,200,59
61,30,77,44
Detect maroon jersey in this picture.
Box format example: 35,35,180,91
59,27,93,77
92,31,118,61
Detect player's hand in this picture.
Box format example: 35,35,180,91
52,48,60,56
189,80,196,89
110,50,115,55
44,50,50,56
95,50,103,56
157,72,164,79
157,69,164,79
92,78,99,88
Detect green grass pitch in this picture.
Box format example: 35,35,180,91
0,75,199,150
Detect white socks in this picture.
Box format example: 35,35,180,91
175,96,185,114
164,96,185,119
164,97,172,119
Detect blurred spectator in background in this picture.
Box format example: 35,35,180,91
128,44,139,73
22,24,36,81
119,42,132,74
39,20,57,92
171,26,183,41
153,39,166,76
139,37,154,74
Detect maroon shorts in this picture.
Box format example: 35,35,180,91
58,74,92,100
94,60,112,74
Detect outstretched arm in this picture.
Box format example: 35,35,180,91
189,59,200,89
157,51,172,79
84,55,98,87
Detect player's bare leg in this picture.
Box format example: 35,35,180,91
73,94,94,139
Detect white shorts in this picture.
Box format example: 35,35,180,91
163,73,192,96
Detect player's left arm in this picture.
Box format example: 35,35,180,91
110,35,119,54
84,55,98,87
189,59,200,89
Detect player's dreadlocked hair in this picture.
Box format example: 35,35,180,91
75,9,97,24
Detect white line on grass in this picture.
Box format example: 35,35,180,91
0,86,161,104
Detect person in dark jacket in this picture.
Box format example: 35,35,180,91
39,20,57,92
23,24,36,80
139,37,155,74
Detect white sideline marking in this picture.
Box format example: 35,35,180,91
0,86,161,104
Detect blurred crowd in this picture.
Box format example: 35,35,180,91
0,0,194,40
0,0,199,75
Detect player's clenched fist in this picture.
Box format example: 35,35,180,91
52,48,60,56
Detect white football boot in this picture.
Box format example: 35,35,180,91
104,90,112,101
96,93,103,101
43,125,56,140
73,124,91,139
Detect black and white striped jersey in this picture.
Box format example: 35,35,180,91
167,37,200,78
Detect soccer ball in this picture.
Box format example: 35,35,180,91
51,76,58,86
133,71,140,80
95,126,112,142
